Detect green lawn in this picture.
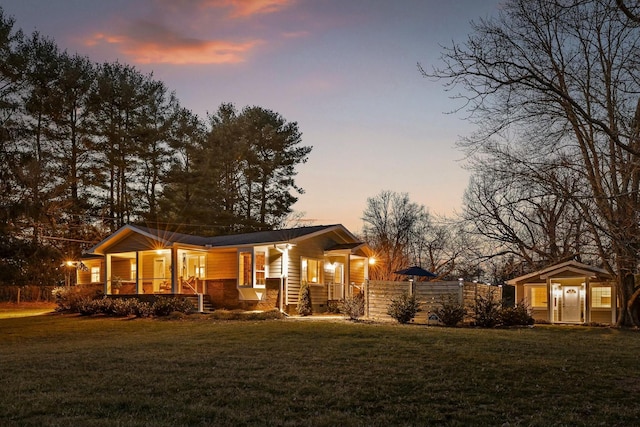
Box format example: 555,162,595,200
1,313,639,426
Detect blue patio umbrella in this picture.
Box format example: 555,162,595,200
394,265,437,278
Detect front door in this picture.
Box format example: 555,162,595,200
562,286,581,322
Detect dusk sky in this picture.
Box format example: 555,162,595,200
3,0,502,232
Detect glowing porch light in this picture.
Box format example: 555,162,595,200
368,258,376,265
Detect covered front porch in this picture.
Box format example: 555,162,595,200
106,248,208,296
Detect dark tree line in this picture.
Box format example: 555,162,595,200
0,9,311,289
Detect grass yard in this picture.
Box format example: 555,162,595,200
0,302,57,319
1,312,640,426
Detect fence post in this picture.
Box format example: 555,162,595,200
364,279,369,318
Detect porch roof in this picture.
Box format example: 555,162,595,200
325,242,373,258
506,260,613,286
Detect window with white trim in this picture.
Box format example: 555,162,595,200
530,286,547,308
238,250,267,287
591,286,612,308
239,251,252,287
301,257,322,285
91,266,100,283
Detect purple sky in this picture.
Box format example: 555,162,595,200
4,0,502,232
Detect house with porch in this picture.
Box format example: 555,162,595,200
506,260,617,324
77,224,373,313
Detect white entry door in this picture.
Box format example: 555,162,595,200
562,286,581,322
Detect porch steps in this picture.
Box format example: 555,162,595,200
182,294,215,313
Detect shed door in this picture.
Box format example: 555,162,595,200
562,286,581,322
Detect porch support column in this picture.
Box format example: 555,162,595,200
135,251,141,294
105,254,112,295
547,278,553,324
345,254,351,299
584,277,590,323
171,247,178,293
611,280,617,324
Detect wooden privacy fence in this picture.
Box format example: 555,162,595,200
364,280,501,323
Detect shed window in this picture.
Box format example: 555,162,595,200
530,287,547,308
591,286,612,308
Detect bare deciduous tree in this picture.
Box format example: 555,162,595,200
426,0,640,325
362,190,461,280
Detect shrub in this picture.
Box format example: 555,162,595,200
297,282,312,316
387,292,420,324
326,300,342,314
499,301,534,326
340,292,365,320
152,297,194,317
244,309,285,320
53,286,103,313
434,294,466,327
132,301,153,318
77,297,101,316
470,289,502,327
110,298,135,317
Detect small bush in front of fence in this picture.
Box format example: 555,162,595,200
498,301,534,326
470,289,502,327
434,294,467,327
470,290,534,327
387,292,420,324
340,292,365,320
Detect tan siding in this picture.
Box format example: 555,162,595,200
206,250,237,280
268,248,282,278
110,259,131,280
141,253,154,279
285,239,327,307
531,308,548,322
590,310,612,324
350,258,365,285
77,259,104,284
309,284,328,307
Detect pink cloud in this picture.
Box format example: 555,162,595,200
197,0,295,18
83,20,262,64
